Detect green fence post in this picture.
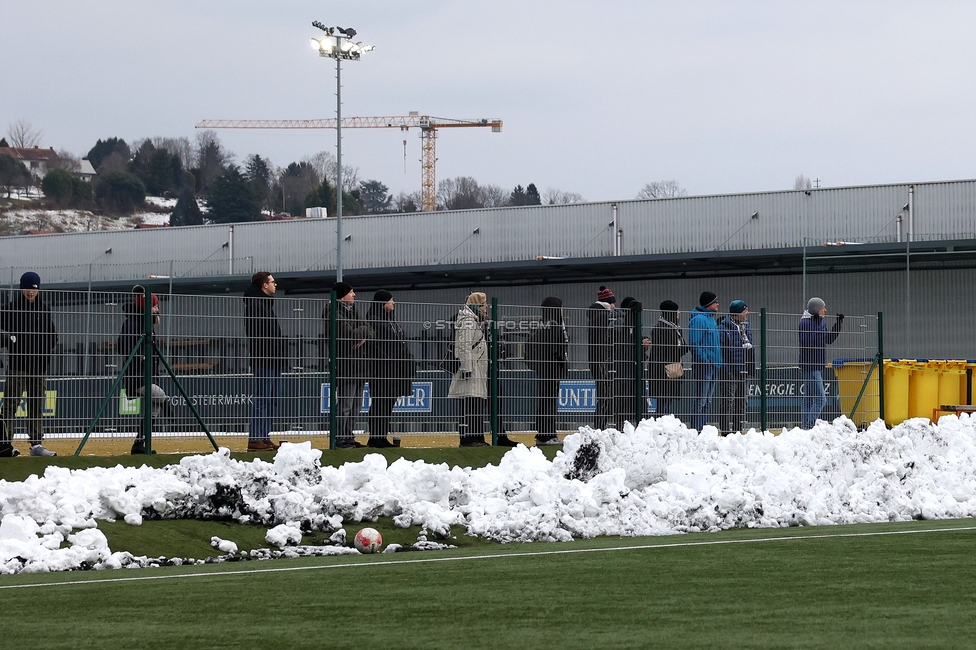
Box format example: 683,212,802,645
490,297,499,445
328,290,338,450
877,311,885,424
760,308,768,432
142,287,154,454
634,308,643,424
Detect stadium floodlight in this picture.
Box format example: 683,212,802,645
310,21,374,282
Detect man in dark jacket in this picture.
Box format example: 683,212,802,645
587,286,616,429
524,296,569,445
798,297,843,429
118,287,167,455
323,282,374,448
243,271,287,452
647,300,689,418
0,272,58,457
717,299,754,435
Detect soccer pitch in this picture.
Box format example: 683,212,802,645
3,519,975,649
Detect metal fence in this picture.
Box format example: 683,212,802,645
0,288,883,453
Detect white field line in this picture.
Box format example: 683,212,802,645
2,524,975,591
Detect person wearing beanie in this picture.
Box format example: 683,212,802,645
688,290,721,432
798,297,844,429
648,300,690,418
119,286,166,455
243,271,286,452
524,297,569,445
365,291,414,448
717,300,754,435
587,286,618,429
0,271,58,457
323,282,374,448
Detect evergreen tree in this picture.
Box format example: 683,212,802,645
0,153,29,197
171,187,204,226
525,183,541,206
41,168,74,205
94,171,146,213
0,138,8,147
87,138,130,171
245,154,273,213
358,179,392,214
130,141,183,196
509,184,526,206
206,165,261,223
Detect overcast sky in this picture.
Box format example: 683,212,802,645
4,1,975,202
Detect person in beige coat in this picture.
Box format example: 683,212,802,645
448,292,515,447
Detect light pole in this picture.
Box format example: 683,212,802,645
311,21,373,282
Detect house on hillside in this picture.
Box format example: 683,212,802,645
0,146,61,179
77,158,97,182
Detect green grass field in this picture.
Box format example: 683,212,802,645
2,519,975,649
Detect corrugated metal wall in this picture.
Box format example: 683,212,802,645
3,179,975,285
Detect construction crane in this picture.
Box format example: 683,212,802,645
196,114,502,212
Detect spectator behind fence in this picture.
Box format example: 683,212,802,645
365,290,415,449
799,297,844,430
648,300,690,418
587,285,616,429
717,300,755,436
689,291,721,432
0,272,58,457
323,282,374,449
524,296,569,446
243,271,286,452
119,287,167,455
616,297,647,427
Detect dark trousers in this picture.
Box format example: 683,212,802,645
368,395,397,440
591,365,614,429
2,371,47,445
249,367,281,442
458,396,487,442
535,377,560,437
717,372,748,434
337,378,366,442
655,395,680,418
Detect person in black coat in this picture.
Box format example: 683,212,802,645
0,272,58,457
243,271,287,452
587,286,616,429
118,287,167,455
365,290,415,448
524,296,569,445
647,300,690,418
615,297,647,427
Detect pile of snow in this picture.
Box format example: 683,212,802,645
4,416,976,574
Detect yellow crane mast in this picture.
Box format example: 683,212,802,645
196,114,502,212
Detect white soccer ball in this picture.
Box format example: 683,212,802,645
354,527,383,554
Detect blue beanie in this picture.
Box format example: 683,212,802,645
20,272,40,289
729,300,748,314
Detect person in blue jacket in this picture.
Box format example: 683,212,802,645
689,291,721,432
798,297,843,429
717,300,754,435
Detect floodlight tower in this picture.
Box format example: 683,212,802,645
310,21,374,282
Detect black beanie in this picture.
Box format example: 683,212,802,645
660,300,679,312
620,296,635,309
373,290,393,303
699,291,718,307
541,296,562,308
333,282,353,299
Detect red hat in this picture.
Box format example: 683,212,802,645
597,286,616,303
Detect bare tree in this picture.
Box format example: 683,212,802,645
480,184,508,208
194,130,233,191
51,149,81,173
302,150,360,194
543,187,585,204
6,119,43,148
392,190,421,213
637,180,688,200
438,176,485,210
794,175,813,190
152,136,194,170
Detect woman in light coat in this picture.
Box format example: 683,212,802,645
448,292,515,447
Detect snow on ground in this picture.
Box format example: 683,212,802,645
0,195,200,234
3,415,976,574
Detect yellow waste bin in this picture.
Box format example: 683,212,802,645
830,358,880,428
907,360,940,420
883,360,911,426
